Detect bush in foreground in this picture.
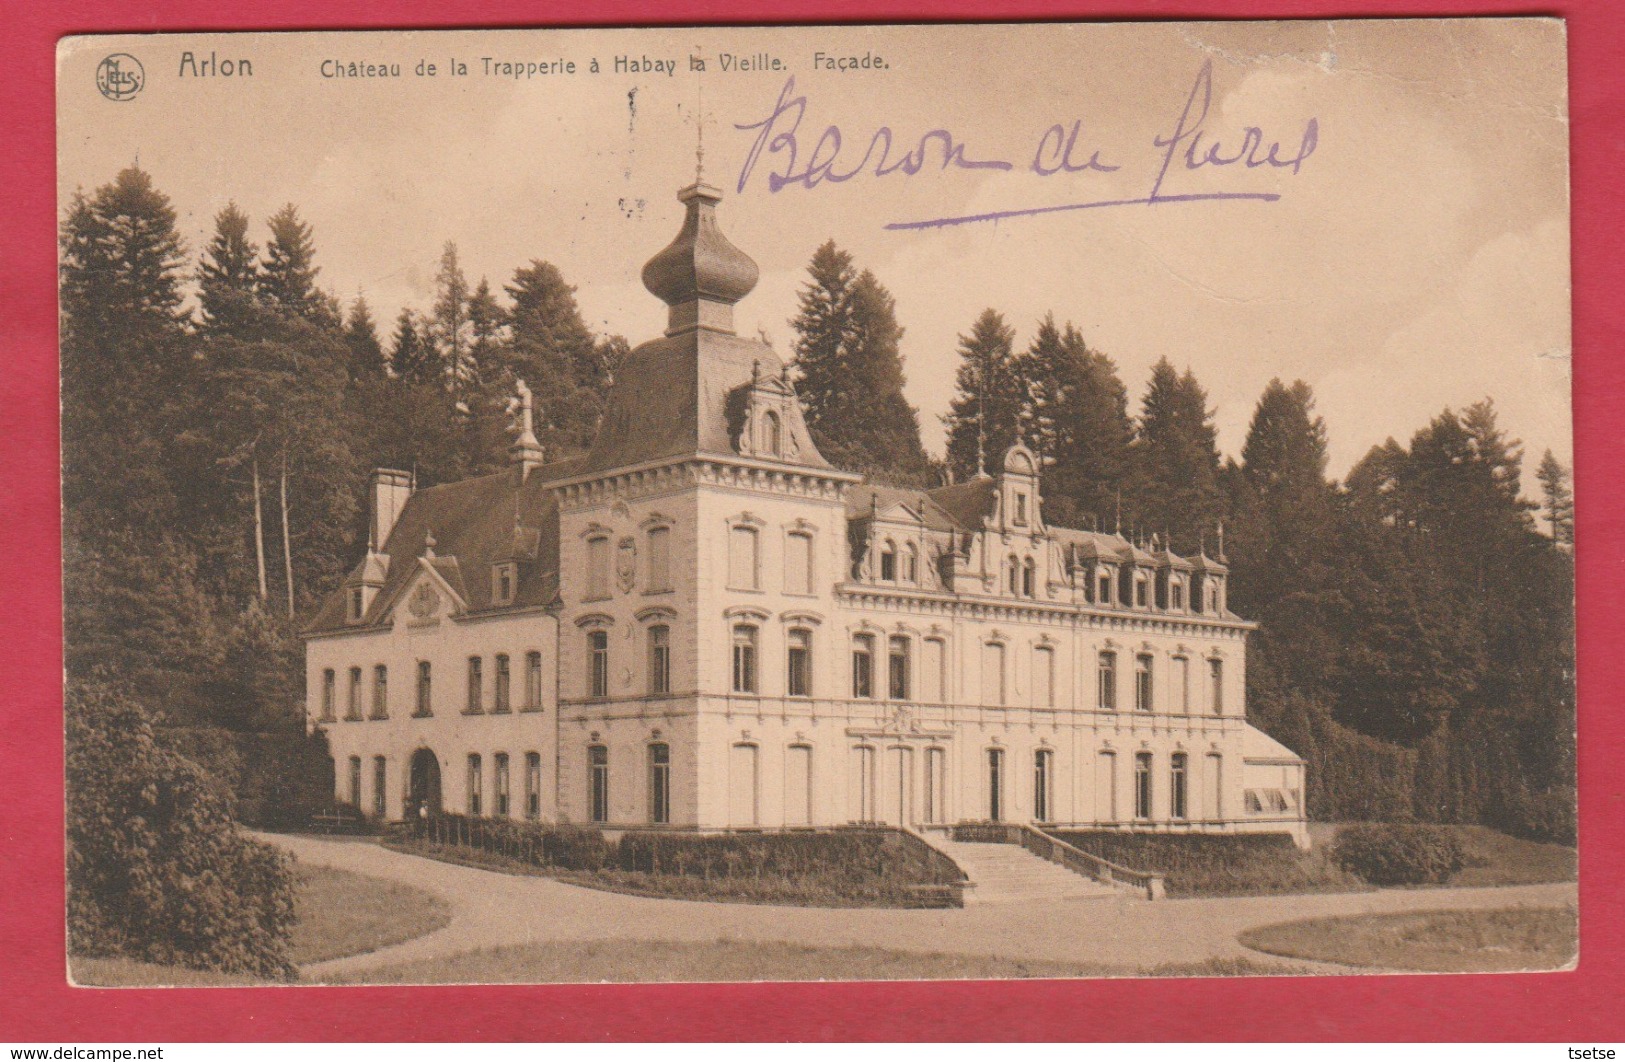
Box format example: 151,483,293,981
67,682,298,980
1331,823,1466,886
1048,830,1356,897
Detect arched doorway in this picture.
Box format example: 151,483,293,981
408,748,442,819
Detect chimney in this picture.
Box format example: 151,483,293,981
369,468,415,551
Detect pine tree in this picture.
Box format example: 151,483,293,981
1016,315,1133,527
343,297,385,379
787,242,932,483
943,309,1023,481
197,202,261,336
431,242,474,403
389,309,437,384
505,260,608,454
1126,358,1224,552
259,204,321,320
1536,449,1574,546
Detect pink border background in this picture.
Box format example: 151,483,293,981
2,0,1618,1042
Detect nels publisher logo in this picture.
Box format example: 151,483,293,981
96,53,144,101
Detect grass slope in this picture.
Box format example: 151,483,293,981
320,938,1307,985
1239,906,1577,973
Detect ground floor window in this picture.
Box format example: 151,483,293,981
494,752,510,817
347,755,361,808
1170,752,1188,820
372,756,387,818
987,748,1005,821
588,745,609,823
648,743,671,824
924,746,946,824
1034,749,1054,822
1134,752,1152,820
467,753,483,816
525,751,542,819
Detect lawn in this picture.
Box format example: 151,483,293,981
1238,906,1577,973
70,863,451,985
319,938,1306,985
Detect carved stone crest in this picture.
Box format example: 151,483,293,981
615,536,637,592
408,583,440,620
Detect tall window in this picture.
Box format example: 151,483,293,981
588,631,609,699
903,543,918,583
1209,658,1225,714
466,753,483,816
785,531,813,595
586,536,610,600
729,526,760,590
1134,571,1148,608
525,752,542,819
648,743,671,825
1175,656,1191,713
981,642,1006,706
1170,753,1188,820
372,756,387,818
1022,557,1036,598
762,410,782,455
1171,579,1185,611
647,625,671,695
371,664,388,719
465,656,484,714
493,654,511,712
922,638,946,703
494,753,511,817
647,526,671,592
851,635,875,698
1033,645,1055,708
731,625,758,694
1134,752,1152,820
1135,654,1153,712
1097,570,1112,605
1013,492,1028,526
1007,556,1021,595
1097,651,1118,711
415,661,432,716
879,541,897,582
787,628,812,697
987,748,1005,821
888,636,911,700
525,650,543,709
320,669,336,721
1034,749,1054,822
347,667,363,720
347,756,362,808
588,745,609,823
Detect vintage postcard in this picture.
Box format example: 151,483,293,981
56,20,1574,988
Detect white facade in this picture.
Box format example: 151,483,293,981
306,180,1308,847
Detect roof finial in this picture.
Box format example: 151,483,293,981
423,529,436,558
1217,521,1226,562
509,377,545,476
1114,490,1122,536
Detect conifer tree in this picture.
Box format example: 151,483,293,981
787,242,933,483
944,309,1023,482
343,297,385,379
431,242,474,403
1016,314,1133,527
259,204,321,320
1536,449,1575,546
389,309,437,384
197,202,261,336
505,259,608,453
1126,358,1224,551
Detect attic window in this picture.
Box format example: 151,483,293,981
762,410,782,456
1013,493,1028,526
348,586,365,623
493,563,516,606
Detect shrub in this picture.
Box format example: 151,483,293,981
1048,830,1345,898
67,681,298,979
1331,823,1466,886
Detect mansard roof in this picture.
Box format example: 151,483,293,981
845,483,965,533
921,476,998,529
306,455,583,635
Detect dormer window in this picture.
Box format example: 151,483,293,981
348,586,366,623
1022,557,1036,598
1096,570,1112,605
1134,571,1149,608
1013,492,1028,527
761,410,782,456
880,541,897,582
493,563,516,606
1171,579,1185,611
903,543,918,583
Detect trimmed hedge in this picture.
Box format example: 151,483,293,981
1049,830,1353,898
1331,823,1466,886
396,814,964,907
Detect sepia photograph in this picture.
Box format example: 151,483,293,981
54,19,1576,990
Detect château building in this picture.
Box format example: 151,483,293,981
305,179,1308,847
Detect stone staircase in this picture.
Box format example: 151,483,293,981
925,834,1123,905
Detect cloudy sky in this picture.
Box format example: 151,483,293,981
58,19,1570,482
